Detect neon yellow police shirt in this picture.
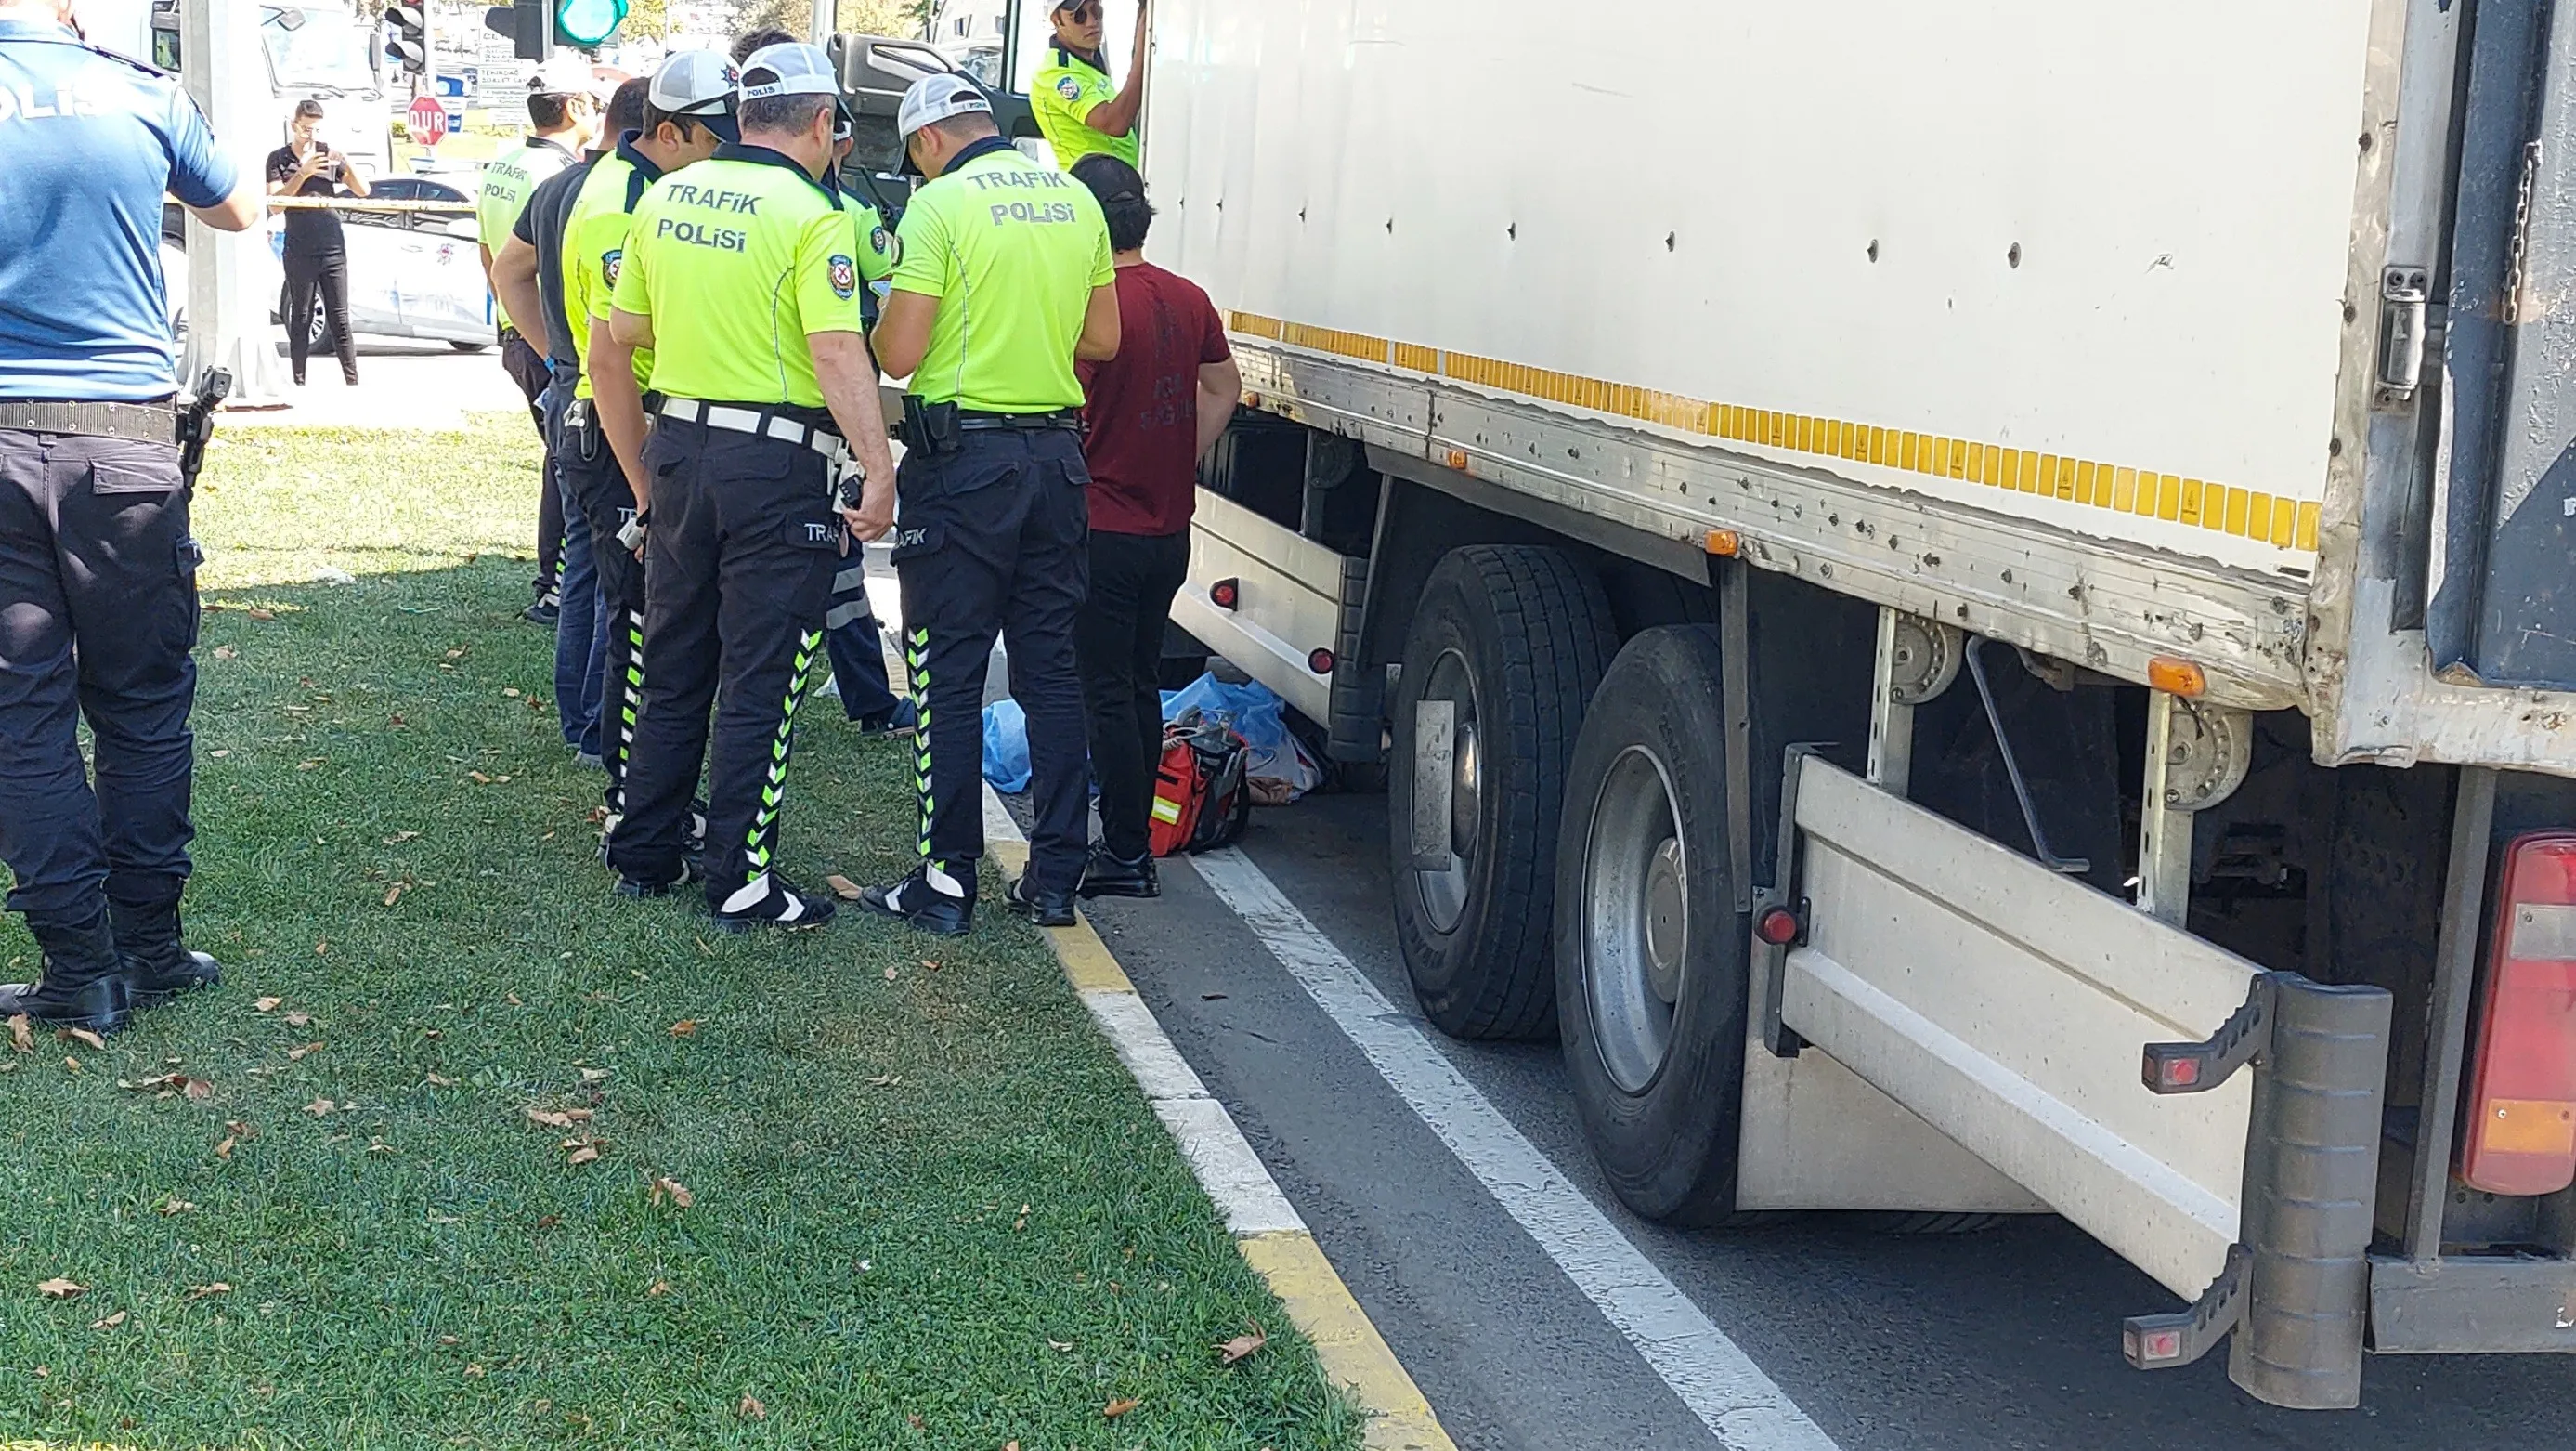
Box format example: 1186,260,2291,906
1031,46,1138,170
563,144,662,401
475,135,575,331
890,144,1113,413
608,147,866,410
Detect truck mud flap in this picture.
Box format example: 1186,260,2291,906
1761,755,2392,1409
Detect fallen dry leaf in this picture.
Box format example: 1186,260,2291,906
667,1019,697,1038
89,1310,127,1330
61,1027,106,1052
286,1043,322,1062
296,759,323,771
282,1011,312,1027
578,1067,610,1082
502,687,522,699
1047,1338,1073,1353
505,992,523,1006
468,770,493,785
462,1363,486,1379
865,1073,901,1088
523,1107,590,1130
648,1175,694,1209
35,1277,85,1300
383,830,420,844
882,965,899,982
564,1138,602,1166
826,874,865,901
213,1136,236,1159
383,883,406,908
226,1119,256,1141
63,1054,80,1073
245,608,276,621
736,1394,764,1421
1216,1325,1268,1365
534,1214,561,1230
253,997,282,1013
425,1072,456,1087
1103,1397,1140,1418
183,1283,231,1301
183,1077,214,1102
213,645,237,660
7,1014,31,1052
646,1279,670,1296
157,1197,197,1216
302,1096,334,1117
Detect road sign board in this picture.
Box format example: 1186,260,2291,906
408,95,449,146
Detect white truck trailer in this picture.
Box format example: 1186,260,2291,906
994,0,2576,1407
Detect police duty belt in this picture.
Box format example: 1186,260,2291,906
0,399,179,447
656,399,845,461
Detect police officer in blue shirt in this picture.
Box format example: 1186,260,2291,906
0,0,260,1032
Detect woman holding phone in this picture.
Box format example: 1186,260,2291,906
264,98,369,386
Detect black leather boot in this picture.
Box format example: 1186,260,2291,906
1007,872,1079,929
0,909,134,1033
107,884,223,1002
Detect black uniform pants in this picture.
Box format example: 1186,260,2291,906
559,421,646,817
605,417,839,902
0,429,198,927
282,244,357,384
499,331,562,594
1075,529,1188,862
892,427,1090,895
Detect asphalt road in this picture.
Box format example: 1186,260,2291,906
1081,791,2576,1451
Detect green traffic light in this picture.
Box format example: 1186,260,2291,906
554,0,628,46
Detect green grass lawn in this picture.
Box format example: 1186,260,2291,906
0,415,1360,1451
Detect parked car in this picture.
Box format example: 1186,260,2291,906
160,178,495,354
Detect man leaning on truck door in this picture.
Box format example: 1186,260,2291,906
1031,0,1146,170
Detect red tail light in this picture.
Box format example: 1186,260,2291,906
1210,578,1240,610
2461,832,2576,1196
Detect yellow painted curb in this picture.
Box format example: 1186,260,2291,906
1239,1230,1456,1451
1007,851,1457,1450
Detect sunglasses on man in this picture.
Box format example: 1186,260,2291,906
1059,3,1103,22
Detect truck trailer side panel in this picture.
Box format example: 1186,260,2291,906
1151,0,2377,580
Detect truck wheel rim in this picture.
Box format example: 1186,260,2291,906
1585,744,1685,1094
1415,649,1479,935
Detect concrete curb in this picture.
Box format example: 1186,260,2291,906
982,786,1455,1451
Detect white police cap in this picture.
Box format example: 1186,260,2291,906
897,73,993,140
737,42,840,103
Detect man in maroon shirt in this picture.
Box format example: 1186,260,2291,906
1068,155,1242,898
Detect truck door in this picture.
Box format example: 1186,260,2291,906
2427,0,2576,689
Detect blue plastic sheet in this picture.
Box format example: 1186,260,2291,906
981,698,1032,793
1163,674,1321,799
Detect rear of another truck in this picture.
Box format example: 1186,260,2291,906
1121,0,2576,1407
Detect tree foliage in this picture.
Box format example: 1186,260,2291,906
732,0,935,42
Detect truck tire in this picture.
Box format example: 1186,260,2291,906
1555,626,1760,1226
1389,544,1615,1040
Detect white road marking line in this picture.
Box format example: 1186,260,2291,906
1190,847,1845,1451
982,783,1305,1237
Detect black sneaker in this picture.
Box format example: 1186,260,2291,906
1077,848,1159,900
712,873,837,934
523,587,561,625
858,863,974,937
1007,872,1079,928
855,699,920,738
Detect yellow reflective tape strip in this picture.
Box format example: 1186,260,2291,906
1229,310,2322,552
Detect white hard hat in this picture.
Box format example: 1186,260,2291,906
897,73,993,140
737,42,839,102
